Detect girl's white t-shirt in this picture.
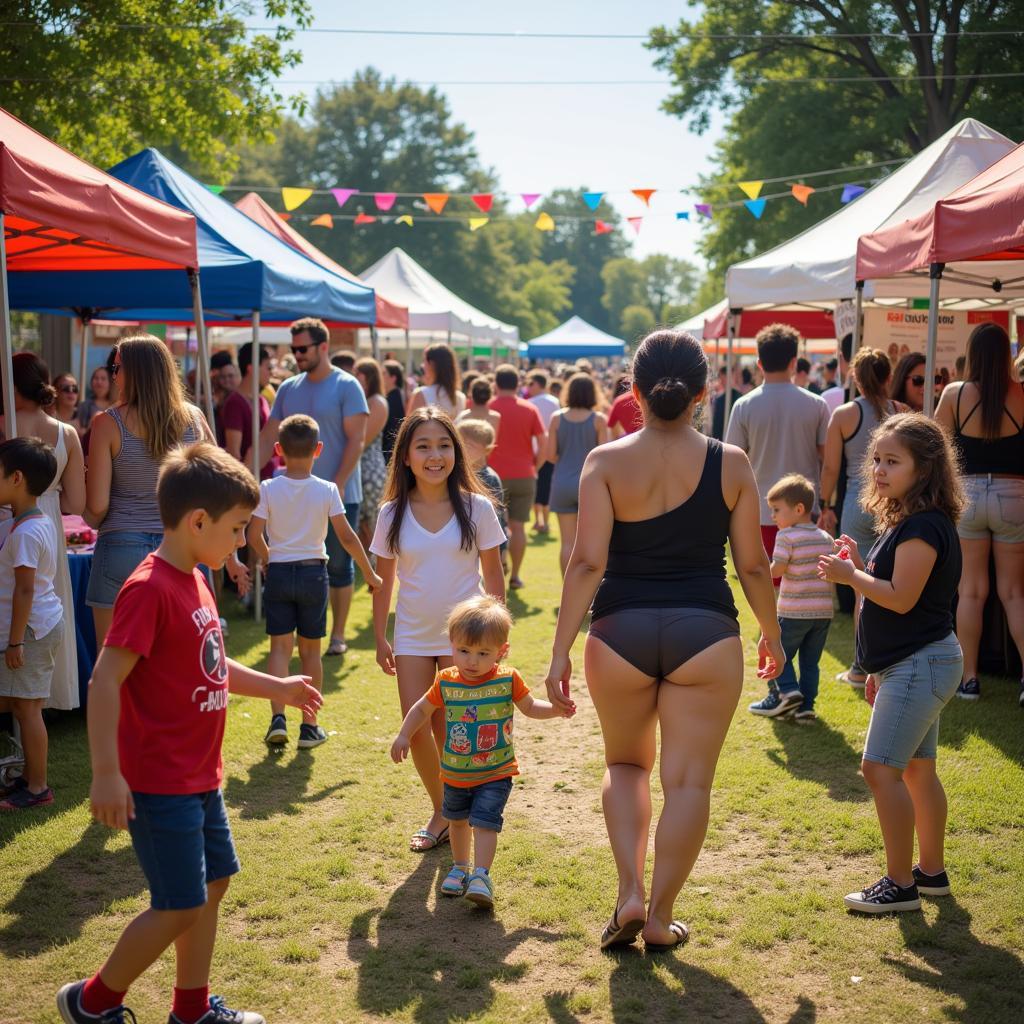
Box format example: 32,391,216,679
254,475,345,562
0,515,63,645
371,492,505,656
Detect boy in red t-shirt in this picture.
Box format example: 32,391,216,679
57,444,322,1024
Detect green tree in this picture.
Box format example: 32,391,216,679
648,1,1021,280
601,258,647,333
641,254,700,322
0,1,311,175
620,305,656,344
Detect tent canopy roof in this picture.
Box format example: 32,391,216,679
234,192,408,329
1,107,197,273
361,247,518,343
525,315,625,358
680,300,837,340
725,119,1016,307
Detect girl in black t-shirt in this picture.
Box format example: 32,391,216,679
818,413,965,914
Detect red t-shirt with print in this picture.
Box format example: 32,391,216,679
105,554,229,794
487,395,545,480
607,392,643,435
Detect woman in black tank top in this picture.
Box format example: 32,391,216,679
542,330,783,952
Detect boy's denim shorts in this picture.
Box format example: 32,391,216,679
264,560,329,639
442,777,514,832
128,789,240,910
863,633,963,770
86,530,163,608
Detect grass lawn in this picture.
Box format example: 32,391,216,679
2,528,1023,1023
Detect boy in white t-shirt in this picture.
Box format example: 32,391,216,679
0,438,64,811
247,415,381,749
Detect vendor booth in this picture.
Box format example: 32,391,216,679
524,316,625,361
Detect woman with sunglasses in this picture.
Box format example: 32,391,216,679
890,353,940,413
51,374,81,431
77,365,116,437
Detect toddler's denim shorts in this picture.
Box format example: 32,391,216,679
128,789,240,910
442,777,514,832
264,560,329,639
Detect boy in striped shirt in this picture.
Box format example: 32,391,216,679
390,596,574,908
750,474,835,721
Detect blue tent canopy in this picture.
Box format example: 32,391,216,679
525,315,626,360
6,148,376,325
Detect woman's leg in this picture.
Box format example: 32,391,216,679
992,540,1024,669
92,606,114,648
555,513,578,578
584,634,658,925
902,758,947,876
957,536,991,681
645,636,743,943
861,760,915,887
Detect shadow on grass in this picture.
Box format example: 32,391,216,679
0,819,144,957
349,853,561,1023
932,689,1024,766
889,898,1024,1022
767,717,870,803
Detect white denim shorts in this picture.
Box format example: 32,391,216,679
958,475,1024,544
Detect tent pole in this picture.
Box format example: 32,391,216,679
370,326,380,362
251,310,263,622
0,215,16,438
850,282,864,401
724,308,740,431
78,316,92,398
189,269,215,427
404,328,412,379
924,264,944,417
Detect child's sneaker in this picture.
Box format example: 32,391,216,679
296,723,328,749
912,864,951,896
170,995,265,1024
0,774,26,799
464,868,494,909
441,864,470,896
844,875,921,914
956,677,980,701
748,689,802,717
793,709,817,723
57,980,134,1023
264,714,288,746
0,784,53,811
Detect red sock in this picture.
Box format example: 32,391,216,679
81,974,127,1014
172,985,210,1023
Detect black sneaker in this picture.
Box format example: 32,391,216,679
264,714,288,746
844,875,921,914
57,980,137,1023
748,689,803,717
956,677,980,701
169,996,265,1024
297,723,328,749
912,864,951,896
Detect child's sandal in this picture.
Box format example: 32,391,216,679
441,864,470,896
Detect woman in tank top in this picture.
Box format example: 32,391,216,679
543,331,783,953
545,372,608,576
935,322,1024,705
85,333,215,644
819,348,905,686
407,343,466,419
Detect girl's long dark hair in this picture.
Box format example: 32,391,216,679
382,407,494,554
424,343,461,407
965,323,1012,440
889,352,926,405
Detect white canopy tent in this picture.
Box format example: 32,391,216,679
524,315,625,360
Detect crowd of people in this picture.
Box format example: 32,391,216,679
0,315,1021,1022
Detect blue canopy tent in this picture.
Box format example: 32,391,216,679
524,315,626,361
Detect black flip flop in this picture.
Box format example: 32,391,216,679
600,905,645,951
644,921,689,953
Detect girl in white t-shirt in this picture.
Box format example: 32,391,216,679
371,407,506,852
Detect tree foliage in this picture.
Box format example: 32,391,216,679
0,1,311,175
601,255,700,334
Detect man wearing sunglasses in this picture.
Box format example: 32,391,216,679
258,318,369,657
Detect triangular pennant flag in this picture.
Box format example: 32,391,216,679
374,193,397,211
738,181,764,200
277,212,292,222
675,211,690,220
841,184,866,204
695,203,713,219
471,194,493,213
521,193,542,209
469,217,489,231
395,214,413,227
331,188,357,208
535,211,555,231
355,213,377,225
205,184,225,195
791,184,815,206
632,189,656,206
594,220,613,235
582,192,604,211
423,193,449,215
281,187,313,212
628,217,643,234
744,198,767,219
310,214,334,228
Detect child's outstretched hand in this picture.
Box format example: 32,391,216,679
91,772,135,831
225,554,252,597
365,570,384,593
834,534,864,570
390,733,410,763
279,675,322,718
757,635,786,681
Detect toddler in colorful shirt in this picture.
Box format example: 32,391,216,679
391,595,574,908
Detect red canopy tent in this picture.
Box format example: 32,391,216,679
0,107,203,431
703,305,837,340
234,192,409,330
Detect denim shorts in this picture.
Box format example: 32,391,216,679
863,634,963,769
264,560,329,639
127,789,240,910
324,505,360,588
86,530,164,608
442,777,514,832
958,475,1024,543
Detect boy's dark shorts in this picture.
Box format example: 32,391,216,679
264,560,329,639
442,777,514,832
128,789,240,910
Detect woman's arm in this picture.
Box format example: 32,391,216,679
819,538,937,614
933,383,959,435
406,389,426,415
365,395,389,446
85,411,116,527
372,555,398,674
479,545,505,603
59,424,87,515
818,409,847,525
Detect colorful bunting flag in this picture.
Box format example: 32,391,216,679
469,217,489,231
535,211,555,231
676,211,690,220
331,188,357,208
471,194,493,213
695,203,713,219
628,217,643,234
395,214,414,227
841,185,866,204
521,193,542,209
205,184,225,195
582,192,604,211
281,187,313,212
791,184,815,206
744,198,767,219
374,193,397,211
355,213,377,225
310,214,334,228
277,212,292,221
738,181,764,200
632,189,656,206
594,220,613,235
423,193,449,214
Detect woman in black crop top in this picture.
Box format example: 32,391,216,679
542,330,782,952
935,323,1024,706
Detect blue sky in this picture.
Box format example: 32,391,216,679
259,1,723,262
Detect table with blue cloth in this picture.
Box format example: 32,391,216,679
68,550,97,709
